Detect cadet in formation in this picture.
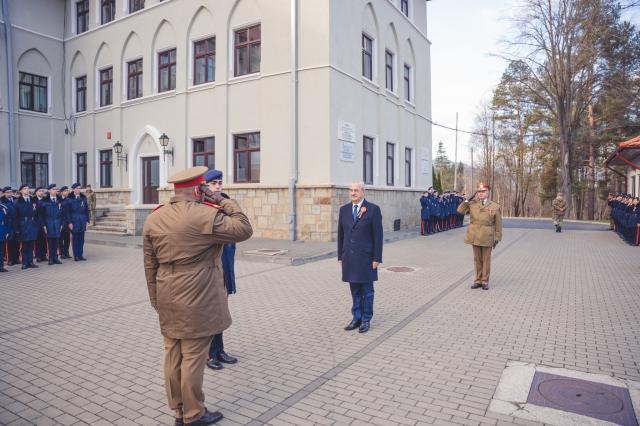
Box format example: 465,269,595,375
203,169,240,371
143,166,252,426
608,193,640,245
14,185,40,269
420,188,464,235
551,192,567,232
41,184,64,265
67,183,89,261
457,183,503,290
0,197,9,272
1,187,18,268
58,186,72,259
34,186,49,262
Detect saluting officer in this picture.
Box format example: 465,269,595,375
58,186,72,259
14,184,40,269
67,183,89,261
142,166,253,426
0,197,9,272
457,183,502,290
41,184,64,265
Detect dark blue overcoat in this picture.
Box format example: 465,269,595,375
41,198,65,238
420,196,431,220
337,199,383,283
221,243,236,294
65,194,89,233
14,197,39,241
0,203,10,241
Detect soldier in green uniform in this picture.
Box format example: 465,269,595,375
457,183,502,290
551,192,567,232
85,185,97,226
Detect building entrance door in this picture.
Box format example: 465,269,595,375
142,156,160,204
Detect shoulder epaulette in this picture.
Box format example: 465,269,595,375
152,204,165,213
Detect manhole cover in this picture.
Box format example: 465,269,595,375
527,372,638,425
386,266,416,273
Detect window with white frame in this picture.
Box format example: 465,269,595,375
158,49,176,92
385,50,394,91
19,72,48,113
76,0,89,34
99,67,113,106
194,37,215,85
234,25,261,77
362,33,373,80
386,142,395,186
401,0,409,17
76,75,87,112
404,63,412,101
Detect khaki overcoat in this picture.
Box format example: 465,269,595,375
457,199,503,247
143,195,253,339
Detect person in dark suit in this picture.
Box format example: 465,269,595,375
14,184,39,269
41,184,64,265
66,183,89,261
34,186,48,262
58,186,72,259
337,182,383,334
0,198,9,272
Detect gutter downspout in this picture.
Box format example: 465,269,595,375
2,0,17,187
288,0,299,241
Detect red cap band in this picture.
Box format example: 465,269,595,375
174,175,205,189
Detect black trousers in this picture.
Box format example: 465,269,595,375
7,239,20,264
59,230,71,257
47,237,59,262
36,229,48,260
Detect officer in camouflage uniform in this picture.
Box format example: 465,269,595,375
551,192,567,232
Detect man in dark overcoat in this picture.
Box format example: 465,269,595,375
41,184,64,265
14,184,39,269
66,183,89,261
337,182,383,334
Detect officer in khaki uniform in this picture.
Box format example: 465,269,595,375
551,192,567,232
143,166,253,426
457,183,502,290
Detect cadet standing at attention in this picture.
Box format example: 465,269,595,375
457,183,502,290
143,166,252,426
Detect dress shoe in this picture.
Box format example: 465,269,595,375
189,409,223,425
206,359,223,370
0,268,8,272
53,260,62,264
36,258,47,263
29,264,38,268
21,265,29,270
61,255,71,259
74,257,79,261
344,319,361,331
358,321,370,333
558,226,562,233
482,283,489,290
48,260,54,265
216,351,237,364
471,283,482,289
78,257,87,261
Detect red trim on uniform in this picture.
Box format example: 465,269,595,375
174,176,205,189
152,204,164,213
202,201,222,209
636,224,639,246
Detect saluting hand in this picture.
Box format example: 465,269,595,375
372,261,379,269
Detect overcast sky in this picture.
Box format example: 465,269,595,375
426,0,640,164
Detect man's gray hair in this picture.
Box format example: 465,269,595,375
349,181,365,191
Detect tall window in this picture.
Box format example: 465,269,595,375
404,64,411,101
127,59,143,100
76,153,87,187
76,0,89,33
401,0,409,17
76,76,87,112
385,50,394,91
129,0,144,13
405,148,412,187
234,133,260,183
193,137,215,169
19,72,47,113
99,150,112,188
20,152,48,188
362,34,373,80
234,24,261,77
101,0,115,24
386,142,395,186
363,136,374,185
100,67,113,106
158,49,176,92
194,37,216,85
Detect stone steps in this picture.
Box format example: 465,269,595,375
90,206,129,235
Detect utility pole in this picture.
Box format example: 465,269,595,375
453,112,459,192
470,146,474,192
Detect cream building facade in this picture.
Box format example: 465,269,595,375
1,0,433,241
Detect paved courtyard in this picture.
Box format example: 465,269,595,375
1,220,639,425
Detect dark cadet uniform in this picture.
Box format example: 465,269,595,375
41,185,64,264
34,188,48,262
0,200,9,272
457,183,503,290
142,166,252,425
58,187,72,259
14,187,39,269
67,183,89,261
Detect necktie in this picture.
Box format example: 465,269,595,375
52,198,56,203
353,204,358,221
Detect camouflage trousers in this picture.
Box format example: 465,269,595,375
552,214,564,226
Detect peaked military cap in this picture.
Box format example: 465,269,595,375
204,169,223,183
477,182,490,191
47,183,58,190
71,183,81,189
60,186,69,192
168,166,209,188
18,184,29,191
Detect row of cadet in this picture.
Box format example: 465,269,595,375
608,193,640,246
0,183,95,271
419,188,466,235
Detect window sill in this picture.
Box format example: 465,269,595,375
404,100,416,108
18,109,51,117
362,78,379,90
386,89,399,99
73,111,89,118
95,105,115,112
188,81,217,92
229,72,261,83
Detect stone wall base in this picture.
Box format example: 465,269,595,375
98,185,422,241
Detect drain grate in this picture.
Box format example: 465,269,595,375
386,266,416,273
527,372,638,425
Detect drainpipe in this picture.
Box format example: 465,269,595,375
2,0,17,187
288,0,299,241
